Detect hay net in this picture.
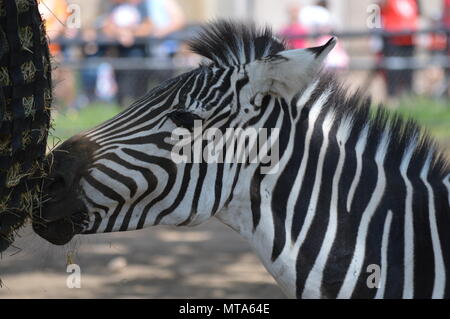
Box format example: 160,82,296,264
0,0,52,253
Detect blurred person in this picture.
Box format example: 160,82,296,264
299,1,349,71
104,0,152,46
417,13,448,97
280,3,308,49
427,14,447,55
172,41,203,69
39,0,76,110
38,0,67,55
378,0,420,98
103,0,153,106
299,0,334,36
67,0,108,107
146,0,185,56
444,0,450,36
146,0,185,38
144,0,186,86
444,0,450,97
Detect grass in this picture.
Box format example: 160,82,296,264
49,103,122,143
396,97,450,143
49,97,450,155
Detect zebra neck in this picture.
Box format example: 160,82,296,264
214,158,300,298
213,83,329,298
216,75,450,299
216,183,298,298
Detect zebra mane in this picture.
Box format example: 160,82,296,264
188,20,287,67
314,74,450,177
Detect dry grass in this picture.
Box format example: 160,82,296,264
16,0,33,14
19,26,33,52
0,66,10,86
22,95,35,118
0,0,5,17
21,61,36,83
0,134,12,155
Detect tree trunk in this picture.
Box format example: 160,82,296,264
0,0,52,252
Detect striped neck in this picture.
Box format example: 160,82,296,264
216,77,450,298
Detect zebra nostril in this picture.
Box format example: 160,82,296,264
46,174,69,195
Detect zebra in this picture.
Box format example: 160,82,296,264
33,21,450,299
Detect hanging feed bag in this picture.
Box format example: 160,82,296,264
0,0,52,252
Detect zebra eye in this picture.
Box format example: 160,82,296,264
168,110,203,131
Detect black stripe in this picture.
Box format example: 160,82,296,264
296,118,339,298
83,174,125,233
93,163,138,199
178,161,208,226
118,148,178,228
154,162,193,225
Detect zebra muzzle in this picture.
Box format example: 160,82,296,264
31,135,97,245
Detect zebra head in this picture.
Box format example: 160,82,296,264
33,21,336,245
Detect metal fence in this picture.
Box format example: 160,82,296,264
54,26,450,71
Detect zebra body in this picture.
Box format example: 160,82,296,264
34,22,450,298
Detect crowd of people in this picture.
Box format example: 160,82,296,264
278,0,450,100
39,0,450,110
39,0,187,109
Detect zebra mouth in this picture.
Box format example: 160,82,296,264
31,135,98,245
32,202,89,246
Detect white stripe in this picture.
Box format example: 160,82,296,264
346,126,369,212
285,89,331,250
400,139,416,298
302,115,352,298
209,51,226,67
185,74,202,107
86,100,148,136
262,43,271,58
81,177,117,233
375,210,393,299
85,72,187,139
296,79,319,114
88,99,167,141
337,131,390,298
201,69,229,102
89,70,199,139
294,110,335,287
420,153,446,298
444,174,450,205
248,41,255,62
225,43,239,66
238,37,246,64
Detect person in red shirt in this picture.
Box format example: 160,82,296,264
444,0,450,96
279,4,308,49
378,0,420,97
444,0,450,28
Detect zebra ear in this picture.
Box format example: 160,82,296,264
247,37,336,105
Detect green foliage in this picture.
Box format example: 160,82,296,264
395,97,450,142
50,103,122,143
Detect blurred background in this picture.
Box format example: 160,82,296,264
41,0,450,147
1,0,449,298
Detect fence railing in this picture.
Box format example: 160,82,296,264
55,26,450,71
